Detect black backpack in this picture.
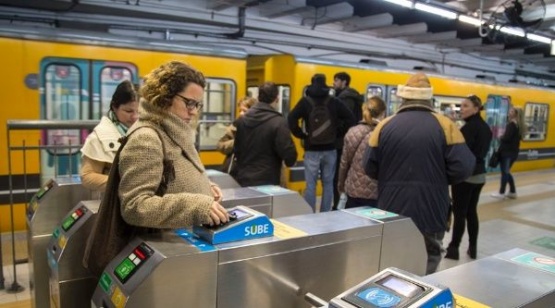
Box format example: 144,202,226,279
307,96,336,145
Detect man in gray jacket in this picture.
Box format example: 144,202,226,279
365,72,474,274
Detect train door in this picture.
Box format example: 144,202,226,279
484,94,511,171
40,58,137,180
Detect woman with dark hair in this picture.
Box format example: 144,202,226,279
445,95,492,260
491,106,523,200
337,96,386,208
80,80,139,192
118,60,229,228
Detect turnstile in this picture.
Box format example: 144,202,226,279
27,176,92,308
47,200,100,308
425,248,555,307
91,207,427,307
222,185,312,217
205,169,240,189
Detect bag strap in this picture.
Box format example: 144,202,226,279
121,125,175,196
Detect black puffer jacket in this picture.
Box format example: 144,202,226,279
461,113,492,176
233,102,297,186
337,87,363,122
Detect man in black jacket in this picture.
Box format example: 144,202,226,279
288,74,355,212
332,72,361,209
233,82,297,187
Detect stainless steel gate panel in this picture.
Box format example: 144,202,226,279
249,185,312,217
27,177,92,308
206,169,240,189
425,248,555,307
216,211,384,307
221,187,272,216
92,233,218,308
48,200,100,308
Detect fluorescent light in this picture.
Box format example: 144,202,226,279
414,3,457,19
458,15,482,26
499,26,525,37
551,42,555,56
527,33,552,44
382,0,413,8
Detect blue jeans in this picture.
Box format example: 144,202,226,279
499,155,516,194
304,150,336,212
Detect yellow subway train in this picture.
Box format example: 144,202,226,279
247,54,555,192
1,29,554,231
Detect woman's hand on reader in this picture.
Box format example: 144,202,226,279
208,201,229,226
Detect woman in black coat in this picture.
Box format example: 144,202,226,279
445,95,492,260
491,107,522,200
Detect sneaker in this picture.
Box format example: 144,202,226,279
490,193,506,199
506,192,517,199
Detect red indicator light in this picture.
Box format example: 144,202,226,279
134,248,145,260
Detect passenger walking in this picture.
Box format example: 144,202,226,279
337,96,386,208
491,106,524,199
288,74,355,213
365,72,474,274
232,82,297,186
118,61,229,228
216,97,257,174
445,95,492,260
332,72,360,210
80,80,139,192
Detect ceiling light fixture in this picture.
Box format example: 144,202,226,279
414,3,457,20
382,0,413,9
458,15,482,26
527,33,552,44
499,26,526,37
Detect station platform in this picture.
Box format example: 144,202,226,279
1,168,554,307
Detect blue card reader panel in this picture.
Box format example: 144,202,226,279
192,206,274,245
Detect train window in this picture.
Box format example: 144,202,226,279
197,79,236,150
434,95,465,127
389,88,401,115
43,64,83,155
248,84,290,116
98,67,134,119
523,103,549,141
366,86,383,100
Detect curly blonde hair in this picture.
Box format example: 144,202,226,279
140,61,206,109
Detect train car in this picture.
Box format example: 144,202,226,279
247,54,555,193
0,27,246,232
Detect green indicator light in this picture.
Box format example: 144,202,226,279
61,216,75,231
115,258,136,282
99,272,112,294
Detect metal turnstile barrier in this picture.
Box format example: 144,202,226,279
47,200,100,308
205,169,240,189
91,207,427,307
27,177,92,308
425,248,555,307
221,185,312,217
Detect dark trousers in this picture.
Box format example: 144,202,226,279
345,196,377,209
449,182,484,249
499,156,516,194
422,231,445,274
332,147,342,210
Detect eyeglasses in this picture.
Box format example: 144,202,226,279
176,94,204,111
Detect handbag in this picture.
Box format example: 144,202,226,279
83,125,174,278
488,149,500,168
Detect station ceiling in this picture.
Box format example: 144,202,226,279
1,0,555,80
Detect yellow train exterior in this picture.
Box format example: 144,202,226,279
248,54,555,193
0,31,246,232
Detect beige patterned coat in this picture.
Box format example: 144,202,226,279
118,100,214,228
